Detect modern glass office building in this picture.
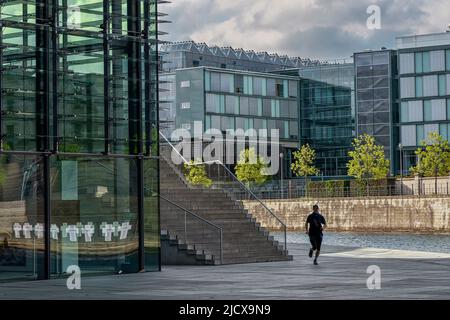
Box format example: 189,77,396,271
280,64,355,177
0,0,161,281
396,32,450,174
173,67,300,176
354,50,398,174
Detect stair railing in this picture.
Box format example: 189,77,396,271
94,160,223,264
159,194,223,264
159,130,288,252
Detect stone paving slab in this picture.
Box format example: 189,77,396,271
0,244,449,300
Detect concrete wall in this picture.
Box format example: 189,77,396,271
243,197,450,233
396,176,450,195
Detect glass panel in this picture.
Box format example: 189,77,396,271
210,73,221,91
0,155,45,281
415,52,423,73
50,157,139,276
439,75,446,96
1,27,38,151
225,96,239,115
58,36,105,153
240,97,249,115
415,77,423,97
440,123,448,140
424,100,432,121
417,125,425,145
401,102,409,123
205,71,211,91
447,50,450,71
423,52,431,73
143,159,159,271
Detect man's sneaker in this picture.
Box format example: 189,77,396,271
314,259,318,265
308,249,313,258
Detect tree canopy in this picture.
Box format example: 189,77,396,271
347,134,390,179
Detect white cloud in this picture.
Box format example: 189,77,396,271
162,0,450,59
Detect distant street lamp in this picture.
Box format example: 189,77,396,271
399,143,403,195
280,152,284,199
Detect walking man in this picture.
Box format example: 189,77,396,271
305,204,327,265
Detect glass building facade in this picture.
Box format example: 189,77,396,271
354,50,398,174
0,0,161,281
280,64,355,177
397,33,450,174
173,67,300,177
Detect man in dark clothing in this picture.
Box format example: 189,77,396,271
305,205,327,265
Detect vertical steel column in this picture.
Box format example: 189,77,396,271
51,0,58,153
36,0,51,279
0,20,3,150
127,0,145,271
143,0,151,156
103,0,111,154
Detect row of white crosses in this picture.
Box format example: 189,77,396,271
12,222,132,242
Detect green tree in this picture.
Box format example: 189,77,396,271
184,160,212,188
291,144,319,197
347,134,390,194
234,148,269,188
410,132,450,194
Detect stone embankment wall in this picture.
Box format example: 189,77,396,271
243,197,450,233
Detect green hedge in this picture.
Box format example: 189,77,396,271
307,178,395,198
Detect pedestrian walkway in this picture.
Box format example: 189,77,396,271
0,243,449,300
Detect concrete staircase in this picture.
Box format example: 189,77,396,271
160,230,217,265
159,155,293,265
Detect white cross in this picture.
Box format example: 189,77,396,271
13,223,22,238
82,223,95,242
34,223,44,239
66,225,79,242
22,223,33,239
101,223,115,242
119,222,132,240
61,223,68,238
112,222,120,237
50,224,60,240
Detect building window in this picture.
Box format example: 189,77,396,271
205,71,211,91
440,123,448,140
181,102,191,109
266,78,276,97
422,75,437,97
424,100,432,121
225,96,239,115
400,77,415,98
423,52,431,73
235,75,244,93
400,53,415,74
447,99,450,120
205,116,211,130
430,50,445,72
240,97,249,115
243,76,253,95
447,50,450,71
220,73,234,93
206,94,225,113
289,80,298,98
401,102,409,122
271,100,280,118
416,125,424,145
439,74,447,96
415,77,423,97
253,77,266,96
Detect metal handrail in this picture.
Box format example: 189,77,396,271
159,130,287,251
159,194,223,264
94,160,223,264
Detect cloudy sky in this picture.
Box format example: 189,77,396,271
162,0,450,60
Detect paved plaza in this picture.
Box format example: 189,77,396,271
1,244,449,300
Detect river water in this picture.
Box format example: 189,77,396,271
273,232,450,254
